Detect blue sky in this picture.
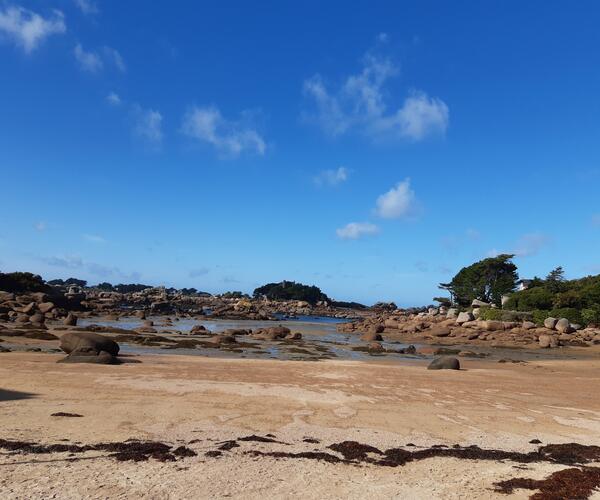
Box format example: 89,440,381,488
1,1,600,305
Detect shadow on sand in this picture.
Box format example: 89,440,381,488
0,389,37,402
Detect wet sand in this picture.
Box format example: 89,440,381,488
1,351,600,499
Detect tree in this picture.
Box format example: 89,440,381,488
0,272,50,293
546,266,566,293
440,254,518,307
433,296,452,308
96,282,114,291
253,281,329,305
546,266,565,282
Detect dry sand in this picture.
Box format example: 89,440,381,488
1,352,600,499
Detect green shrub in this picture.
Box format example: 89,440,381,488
479,308,532,322
581,306,600,327
504,287,554,311
478,307,503,321
532,308,588,326
532,310,549,326
549,308,583,325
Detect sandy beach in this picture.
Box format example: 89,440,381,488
2,351,600,499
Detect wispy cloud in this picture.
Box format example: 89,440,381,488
189,268,209,277
41,254,140,281
487,232,550,258
513,232,550,257
74,44,125,73
74,43,102,72
336,222,379,240
82,233,105,243
132,105,163,147
303,50,448,141
106,92,121,105
0,6,66,53
222,276,240,284
34,221,46,231
103,46,125,72
592,214,600,227
465,228,481,241
73,0,98,15
181,106,266,158
43,255,84,269
375,178,417,219
314,166,349,187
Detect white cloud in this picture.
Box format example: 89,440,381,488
513,232,549,257
0,6,65,53
34,221,46,231
336,222,379,240
387,91,449,141
303,51,448,141
487,232,550,259
314,166,348,187
83,233,105,243
375,178,417,219
74,43,102,72
73,0,98,15
181,106,266,158
133,105,163,146
106,92,121,105
103,46,126,72
74,44,125,73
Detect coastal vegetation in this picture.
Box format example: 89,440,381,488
436,257,600,327
0,271,51,293
505,269,600,327
253,281,329,305
438,254,519,307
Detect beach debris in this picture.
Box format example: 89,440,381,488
494,467,600,500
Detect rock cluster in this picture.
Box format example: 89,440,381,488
338,301,600,349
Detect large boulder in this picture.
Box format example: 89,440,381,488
483,320,504,331
555,318,573,334
471,299,491,308
427,357,460,370
456,312,474,325
539,334,558,348
38,302,55,314
430,327,451,337
59,331,120,357
58,351,118,364
252,326,290,340
544,317,557,330
63,313,78,326
446,308,458,319
522,321,536,330
361,331,383,342
383,319,398,329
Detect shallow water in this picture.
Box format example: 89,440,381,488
78,316,424,362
